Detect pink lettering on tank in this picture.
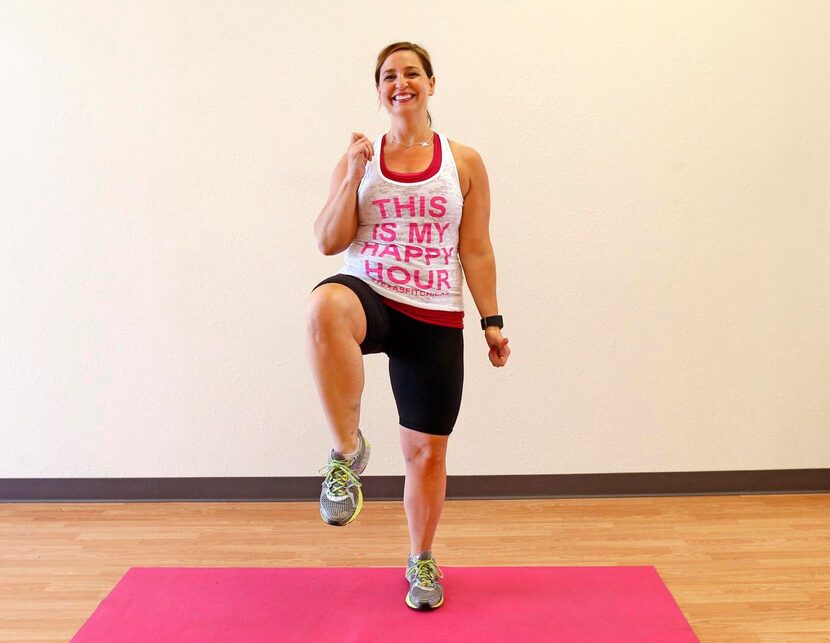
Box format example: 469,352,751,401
381,223,397,241
387,266,410,285
436,270,450,290
424,248,441,266
393,196,416,218
365,261,383,280
429,195,446,217
414,270,434,289
372,198,392,219
404,246,424,263
361,242,380,256
356,185,459,301
378,244,402,262
409,222,432,244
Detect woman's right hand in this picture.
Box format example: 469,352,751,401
345,132,373,184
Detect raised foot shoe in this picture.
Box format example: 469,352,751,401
317,429,371,526
405,551,445,610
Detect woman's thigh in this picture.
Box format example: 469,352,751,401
386,309,464,436
311,275,391,355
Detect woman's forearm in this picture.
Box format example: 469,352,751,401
460,251,499,318
314,177,361,255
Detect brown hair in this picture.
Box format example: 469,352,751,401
374,42,434,127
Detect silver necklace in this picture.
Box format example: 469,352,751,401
390,131,433,147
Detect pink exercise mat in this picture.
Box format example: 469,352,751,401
72,566,698,642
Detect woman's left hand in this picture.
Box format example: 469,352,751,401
485,328,510,367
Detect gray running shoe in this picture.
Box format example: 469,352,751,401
317,429,371,526
405,551,445,610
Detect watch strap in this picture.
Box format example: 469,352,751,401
480,315,504,330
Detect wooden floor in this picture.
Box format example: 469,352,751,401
1,493,828,642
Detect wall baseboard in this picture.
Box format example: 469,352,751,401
1,469,828,502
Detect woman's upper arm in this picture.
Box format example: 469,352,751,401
458,147,492,257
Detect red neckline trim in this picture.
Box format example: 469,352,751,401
380,132,441,182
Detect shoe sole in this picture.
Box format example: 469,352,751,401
319,436,371,527
405,592,444,610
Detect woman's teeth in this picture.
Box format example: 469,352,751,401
394,94,414,103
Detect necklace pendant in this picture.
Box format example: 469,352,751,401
420,141,429,147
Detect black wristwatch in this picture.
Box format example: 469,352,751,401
480,315,504,330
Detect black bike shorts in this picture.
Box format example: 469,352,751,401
311,274,464,436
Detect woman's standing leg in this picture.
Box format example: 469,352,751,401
389,315,462,555
388,311,461,608
399,427,449,555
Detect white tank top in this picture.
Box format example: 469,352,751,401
338,131,465,311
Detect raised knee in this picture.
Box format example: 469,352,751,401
307,285,366,344
308,286,353,327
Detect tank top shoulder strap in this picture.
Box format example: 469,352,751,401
436,131,462,192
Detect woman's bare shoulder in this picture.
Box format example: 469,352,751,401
447,139,482,163
448,139,486,196
448,139,484,193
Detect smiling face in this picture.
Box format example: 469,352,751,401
377,49,435,116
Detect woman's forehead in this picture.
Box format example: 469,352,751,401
381,50,423,73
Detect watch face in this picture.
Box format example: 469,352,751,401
481,316,503,329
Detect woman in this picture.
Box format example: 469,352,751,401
306,41,510,611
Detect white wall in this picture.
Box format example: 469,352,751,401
1,0,828,478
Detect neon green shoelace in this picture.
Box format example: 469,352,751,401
408,559,444,588
317,460,362,498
